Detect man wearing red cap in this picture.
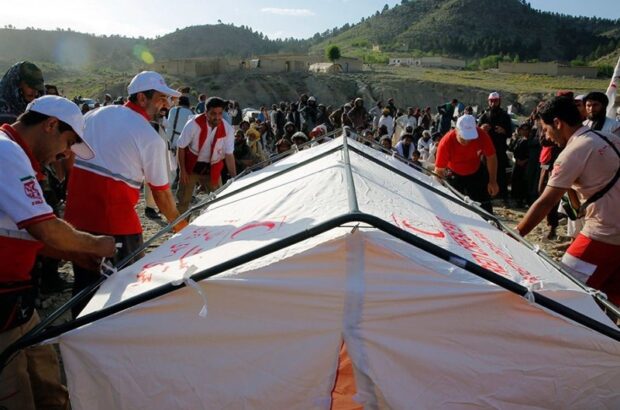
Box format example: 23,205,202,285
435,114,499,213
64,71,188,317
0,96,116,410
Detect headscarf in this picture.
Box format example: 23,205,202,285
0,61,44,120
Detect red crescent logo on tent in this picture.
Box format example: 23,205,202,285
402,219,445,238
231,222,276,239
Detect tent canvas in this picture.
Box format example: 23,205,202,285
43,137,620,408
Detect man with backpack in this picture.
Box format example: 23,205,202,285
517,96,620,305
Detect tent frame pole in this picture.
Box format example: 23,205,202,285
2,212,619,374
12,144,347,347
3,136,620,372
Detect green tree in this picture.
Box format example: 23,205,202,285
326,45,341,62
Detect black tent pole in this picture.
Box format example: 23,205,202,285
11,144,347,346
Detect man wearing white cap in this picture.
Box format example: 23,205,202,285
64,71,188,317
479,91,513,203
434,114,499,213
0,95,116,410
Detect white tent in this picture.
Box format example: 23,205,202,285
48,137,620,408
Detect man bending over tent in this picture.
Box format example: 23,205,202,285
0,96,115,410
64,71,188,317
517,96,620,306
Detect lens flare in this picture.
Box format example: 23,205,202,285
133,44,155,64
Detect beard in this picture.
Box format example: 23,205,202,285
588,110,607,131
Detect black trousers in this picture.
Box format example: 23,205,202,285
71,233,144,318
448,165,493,214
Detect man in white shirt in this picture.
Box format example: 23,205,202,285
0,96,115,410
583,91,620,136
165,96,193,149
64,71,187,317
176,96,237,215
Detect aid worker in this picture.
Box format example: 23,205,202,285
64,71,188,317
517,96,620,305
434,114,499,213
0,95,116,410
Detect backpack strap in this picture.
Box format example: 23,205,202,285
578,130,620,214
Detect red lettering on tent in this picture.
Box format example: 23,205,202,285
471,229,540,285
391,213,445,238
179,245,204,269
437,217,509,276
187,227,214,242
131,261,172,286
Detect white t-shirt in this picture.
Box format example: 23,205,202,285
75,105,169,189
164,106,194,147
0,128,53,235
0,125,55,280
176,116,235,163
548,126,620,244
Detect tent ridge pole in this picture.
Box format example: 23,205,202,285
341,134,360,213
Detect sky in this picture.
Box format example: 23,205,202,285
1,0,619,40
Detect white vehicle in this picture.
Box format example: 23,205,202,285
242,107,261,122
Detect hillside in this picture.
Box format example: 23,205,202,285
0,24,310,70
311,0,620,62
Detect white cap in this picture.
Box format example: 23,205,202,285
488,91,500,100
456,114,478,140
26,96,95,160
127,71,181,97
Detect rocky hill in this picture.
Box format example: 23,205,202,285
311,0,620,62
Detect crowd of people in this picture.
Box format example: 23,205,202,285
1,59,620,409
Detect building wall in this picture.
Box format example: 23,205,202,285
153,54,362,76
415,57,466,69
499,62,558,76
499,62,598,78
556,66,598,78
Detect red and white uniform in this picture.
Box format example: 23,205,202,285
64,103,169,235
0,124,54,283
176,116,235,164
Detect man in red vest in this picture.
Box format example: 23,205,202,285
64,71,188,317
0,95,115,410
176,96,237,215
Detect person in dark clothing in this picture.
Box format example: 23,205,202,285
385,98,397,118
317,104,332,130
299,96,318,134
0,61,45,125
478,92,513,203
346,98,368,130
230,100,242,127
437,99,458,135
273,102,287,138
283,121,296,141
525,121,541,205
286,102,302,131
509,123,531,208
537,119,563,239
329,105,345,129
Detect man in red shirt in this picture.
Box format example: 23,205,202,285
0,96,115,410
434,114,499,213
